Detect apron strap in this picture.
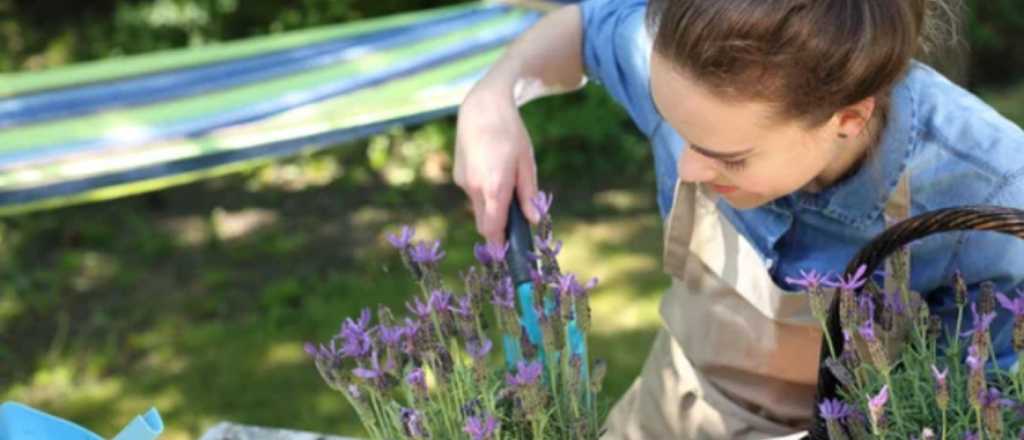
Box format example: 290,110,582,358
884,171,912,294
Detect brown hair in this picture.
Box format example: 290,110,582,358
646,0,961,126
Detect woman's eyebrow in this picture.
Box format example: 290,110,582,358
689,143,754,160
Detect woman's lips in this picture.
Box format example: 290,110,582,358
708,183,738,194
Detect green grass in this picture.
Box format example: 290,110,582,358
0,130,666,439
982,81,1024,126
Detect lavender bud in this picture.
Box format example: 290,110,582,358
406,368,428,400
931,364,949,411
967,344,986,410
463,414,499,440
867,385,889,435
400,407,428,439
980,388,1006,438
953,270,968,307
980,281,996,315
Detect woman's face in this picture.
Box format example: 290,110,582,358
650,52,866,210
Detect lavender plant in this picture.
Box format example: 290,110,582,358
305,191,607,439
797,246,1024,439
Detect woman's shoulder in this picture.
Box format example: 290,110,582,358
902,62,1024,210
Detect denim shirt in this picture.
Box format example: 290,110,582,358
580,0,1024,369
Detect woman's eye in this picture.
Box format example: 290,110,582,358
721,159,747,171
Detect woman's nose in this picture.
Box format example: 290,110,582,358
677,146,717,183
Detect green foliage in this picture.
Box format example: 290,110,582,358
523,85,652,186
965,0,1024,87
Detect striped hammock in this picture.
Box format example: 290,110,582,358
0,1,570,216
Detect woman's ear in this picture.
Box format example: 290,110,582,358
833,96,877,139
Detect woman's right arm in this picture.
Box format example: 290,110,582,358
453,4,587,246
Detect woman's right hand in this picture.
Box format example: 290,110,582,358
453,85,541,247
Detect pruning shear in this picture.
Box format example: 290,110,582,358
501,193,589,382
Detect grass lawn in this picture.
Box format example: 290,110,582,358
0,134,667,439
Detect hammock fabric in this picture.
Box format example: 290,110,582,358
0,1,573,216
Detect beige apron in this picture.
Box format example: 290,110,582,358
602,173,910,440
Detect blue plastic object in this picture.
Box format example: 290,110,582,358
0,401,163,440
501,195,589,388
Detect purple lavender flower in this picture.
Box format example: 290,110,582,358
400,318,421,355
429,289,453,315
979,387,1015,408
339,312,374,359
406,297,432,320
858,319,877,343
463,414,499,440
966,344,984,372
346,308,372,332
379,325,404,348
552,273,598,299
818,398,852,420
533,233,563,258
406,368,427,394
531,191,553,219
997,289,1024,316
491,276,515,310
964,431,979,440
386,225,415,249
409,240,445,265
473,243,493,266
962,302,997,338
450,294,474,319
827,264,869,291
303,342,320,359
506,360,543,387
868,385,889,430
554,273,578,298
485,242,510,264
466,338,493,360
931,364,948,386
304,340,342,365
400,407,427,439
352,351,383,380
786,269,827,290
869,385,889,410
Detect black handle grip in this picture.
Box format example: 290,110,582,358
505,192,534,286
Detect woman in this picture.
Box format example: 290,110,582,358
453,0,1024,438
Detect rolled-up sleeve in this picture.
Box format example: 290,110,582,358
579,0,660,136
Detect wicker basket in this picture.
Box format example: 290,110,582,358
807,205,1024,439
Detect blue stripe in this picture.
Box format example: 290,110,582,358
0,5,507,128
0,11,540,168
0,106,461,207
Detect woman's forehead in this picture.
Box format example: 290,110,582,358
651,55,788,150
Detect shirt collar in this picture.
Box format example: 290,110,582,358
786,67,919,229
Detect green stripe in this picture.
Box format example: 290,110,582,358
0,48,501,189
0,1,480,97
0,10,522,153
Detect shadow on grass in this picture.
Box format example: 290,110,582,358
0,148,667,438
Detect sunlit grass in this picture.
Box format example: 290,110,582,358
0,148,665,438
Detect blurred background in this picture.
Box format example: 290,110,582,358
0,0,1021,438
